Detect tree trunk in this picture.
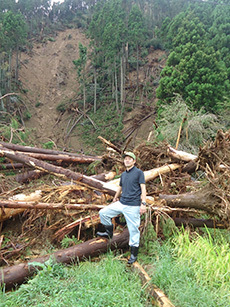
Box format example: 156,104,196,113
17,152,101,164
167,146,197,162
105,163,181,189
173,217,226,229
0,144,117,196
114,60,119,111
0,200,105,211
94,67,97,113
0,229,129,290
159,189,228,220
15,170,45,183
0,141,101,160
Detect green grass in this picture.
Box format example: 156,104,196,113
1,228,229,307
0,255,148,307
140,226,230,307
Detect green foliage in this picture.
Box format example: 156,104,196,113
155,96,222,153
23,110,32,120
128,4,148,49
73,43,87,79
0,255,147,307
56,102,67,113
141,228,230,307
42,141,55,149
0,10,28,52
61,235,82,248
79,105,124,152
0,118,29,145
158,5,230,112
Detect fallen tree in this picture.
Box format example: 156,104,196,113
0,141,101,159
0,229,129,290
0,144,117,195
0,200,105,211
159,186,230,222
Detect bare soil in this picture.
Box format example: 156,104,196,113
19,28,90,151
18,28,166,152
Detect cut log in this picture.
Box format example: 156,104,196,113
0,141,101,159
0,200,105,211
167,146,197,162
0,163,28,170
19,152,101,164
159,189,229,221
0,144,117,196
173,217,226,229
15,170,45,183
104,163,181,190
92,171,116,182
132,262,175,307
167,146,227,171
0,229,129,290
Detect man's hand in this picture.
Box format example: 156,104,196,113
140,204,147,215
113,197,119,202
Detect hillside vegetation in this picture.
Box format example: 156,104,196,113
0,1,230,307
1,0,229,152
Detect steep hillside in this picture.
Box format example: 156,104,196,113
19,28,90,151
19,28,166,152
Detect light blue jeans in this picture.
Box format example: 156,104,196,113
99,201,140,247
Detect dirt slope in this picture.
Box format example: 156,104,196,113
19,28,166,152
19,28,90,150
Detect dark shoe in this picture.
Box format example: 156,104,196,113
96,224,113,239
127,246,139,264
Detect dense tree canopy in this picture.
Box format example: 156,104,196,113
157,2,230,112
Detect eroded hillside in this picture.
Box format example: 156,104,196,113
19,28,90,150
19,28,166,152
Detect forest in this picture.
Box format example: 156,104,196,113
0,1,230,306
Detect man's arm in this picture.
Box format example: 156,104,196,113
140,183,147,214
113,186,122,202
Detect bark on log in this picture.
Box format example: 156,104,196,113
20,152,101,164
0,200,105,211
15,170,45,183
0,229,129,290
0,141,101,159
104,163,181,189
173,217,226,229
159,190,228,219
0,163,28,170
0,144,117,196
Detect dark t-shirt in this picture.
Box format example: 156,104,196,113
119,166,145,206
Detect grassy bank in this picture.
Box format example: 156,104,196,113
1,228,229,307
140,225,230,307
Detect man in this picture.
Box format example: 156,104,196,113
96,152,147,264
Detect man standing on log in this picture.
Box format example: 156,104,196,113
97,152,146,264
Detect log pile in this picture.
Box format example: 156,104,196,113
0,130,230,288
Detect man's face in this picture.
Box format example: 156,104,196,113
124,156,135,168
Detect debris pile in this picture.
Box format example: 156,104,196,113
0,130,230,287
